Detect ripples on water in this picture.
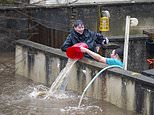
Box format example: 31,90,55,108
0,76,103,115
0,53,139,115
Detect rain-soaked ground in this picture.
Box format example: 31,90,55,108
0,53,141,115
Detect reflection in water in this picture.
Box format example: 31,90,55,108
0,53,140,115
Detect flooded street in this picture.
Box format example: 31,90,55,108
0,53,140,115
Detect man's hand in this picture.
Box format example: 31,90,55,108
102,37,109,44
96,46,100,52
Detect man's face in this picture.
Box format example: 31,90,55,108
110,50,117,58
74,24,84,35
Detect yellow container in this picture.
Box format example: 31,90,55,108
99,17,109,32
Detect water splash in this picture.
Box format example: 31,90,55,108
29,85,49,98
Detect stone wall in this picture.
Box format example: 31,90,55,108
0,3,154,70
0,9,29,52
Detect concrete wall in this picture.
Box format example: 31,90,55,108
15,39,154,115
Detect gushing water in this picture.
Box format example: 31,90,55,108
44,59,77,98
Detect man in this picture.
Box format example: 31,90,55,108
80,47,123,67
61,20,109,58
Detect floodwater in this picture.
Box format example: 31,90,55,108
0,53,140,115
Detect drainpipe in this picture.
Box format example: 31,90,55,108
123,16,138,70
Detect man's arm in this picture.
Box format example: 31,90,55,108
95,33,109,45
80,47,106,63
61,34,73,51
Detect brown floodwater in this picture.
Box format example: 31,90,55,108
0,53,140,115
